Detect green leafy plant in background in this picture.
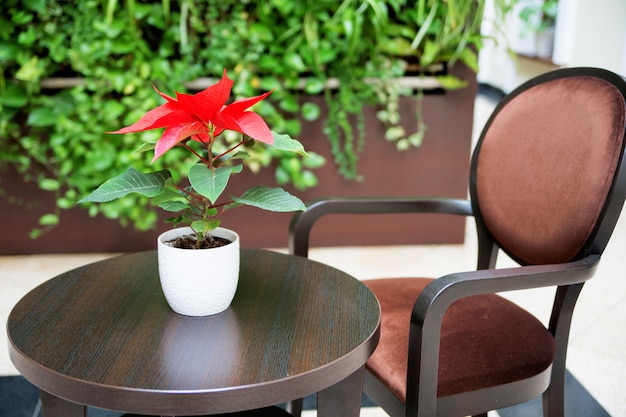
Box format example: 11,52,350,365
518,0,558,36
0,0,514,237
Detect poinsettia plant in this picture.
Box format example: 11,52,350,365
79,69,306,247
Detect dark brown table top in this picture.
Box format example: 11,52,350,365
7,248,380,416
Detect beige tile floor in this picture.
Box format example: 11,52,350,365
2,96,625,417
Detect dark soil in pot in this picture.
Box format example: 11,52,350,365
164,235,232,249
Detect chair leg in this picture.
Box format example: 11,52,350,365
543,379,565,417
542,284,583,417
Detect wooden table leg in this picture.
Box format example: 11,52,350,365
286,398,303,416
40,390,87,417
317,367,365,417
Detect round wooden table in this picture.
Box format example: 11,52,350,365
7,249,380,416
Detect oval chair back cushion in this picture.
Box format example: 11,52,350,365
475,76,626,265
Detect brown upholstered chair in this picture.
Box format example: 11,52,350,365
288,67,626,417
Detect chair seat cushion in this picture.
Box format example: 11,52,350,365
364,278,556,401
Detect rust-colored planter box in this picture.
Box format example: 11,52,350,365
0,64,476,254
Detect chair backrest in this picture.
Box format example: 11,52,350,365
470,68,626,266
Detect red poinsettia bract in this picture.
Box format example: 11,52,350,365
111,69,274,161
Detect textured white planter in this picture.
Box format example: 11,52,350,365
157,227,240,316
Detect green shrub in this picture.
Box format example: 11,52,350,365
0,0,512,236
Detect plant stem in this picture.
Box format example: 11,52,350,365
206,128,215,169
182,142,208,164
210,200,235,210
214,140,245,164
175,185,203,201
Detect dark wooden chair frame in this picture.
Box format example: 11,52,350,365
288,67,626,417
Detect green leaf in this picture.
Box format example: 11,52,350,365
317,48,337,64
435,75,468,90
38,214,59,226
275,165,290,185
411,3,439,51
301,102,320,121
29,228,42,240
78,168,172,203
280,157,302,176
189,164,243,204
23,0,47,13
457,47,479,73
0,83,28,107
249,23,274,43
153,188,191,212
231,186,306,212
158,200,189,212
134,142,156,154
152,188,187,204
385,126,405,141
27,108,57,127
0,43,21,63
420,40,440,67
297,170,318,189
378,36,414,56
284,52,307,72
39,178,60,191
279,95,299,113
15,56,44,81
304,78,326,95
259,76,281,91
191,219,221,234
271,131,308,156
301,151,326,169
56,197,74,209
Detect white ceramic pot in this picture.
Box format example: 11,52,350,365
157,227,240,316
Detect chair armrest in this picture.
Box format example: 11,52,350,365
405,254,601,416
288,197,473,256
415,254,600,320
